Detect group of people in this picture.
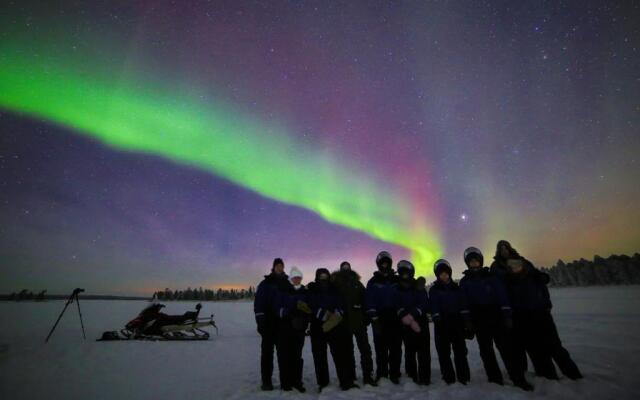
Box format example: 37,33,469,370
253,240,583,393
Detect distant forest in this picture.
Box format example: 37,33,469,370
0,290,146,301
152,286,256,301
0,287,257,301
540,253,640,287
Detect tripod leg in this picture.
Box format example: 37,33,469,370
45,299,72,343
75,294,86,340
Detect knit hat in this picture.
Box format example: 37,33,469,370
272,257,284,271
289,266,303,280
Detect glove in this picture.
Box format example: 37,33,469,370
502,317,513,331
371,318,382,336
401,314,421,333
296,300,312,314
322,311,343,333
257,321,266,335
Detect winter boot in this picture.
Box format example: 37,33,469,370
363,375,378,387
514,379,534,392
341,382,360,391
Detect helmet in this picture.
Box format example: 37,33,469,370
376,251,393,270
397,260,415,278
433,259,452,276
463,247,484,267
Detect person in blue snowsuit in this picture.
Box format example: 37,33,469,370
429,259,472,385
393,260,430,385
273,266,312,392
254,258,291,391
365,251,402,384
459,247,533,391
307,268,358,392
504,257,583,380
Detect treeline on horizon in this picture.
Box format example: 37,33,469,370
540,253,640,287
0,289,147,301
152,286,256,301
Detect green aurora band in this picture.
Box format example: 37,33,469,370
0,51,441,273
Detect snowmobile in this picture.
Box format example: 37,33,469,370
98,303,218,341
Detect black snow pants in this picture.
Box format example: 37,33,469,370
276,316,307,388
434,316,470,384
471,307,526,385
259,318,281,387
402,321,431,384
310,323,355,389
350,326,374,382
513,311,582,380
289,326,307,386
372,314,402,380
275,319,294,388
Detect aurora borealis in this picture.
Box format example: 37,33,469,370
1,1,639,294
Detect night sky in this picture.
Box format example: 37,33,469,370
1,1,639,295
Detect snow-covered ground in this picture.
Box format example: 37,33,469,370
0,286,639,399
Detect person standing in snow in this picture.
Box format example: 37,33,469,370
254,257,290,391
393,260,431,385
307,268,358,392
274,266,312,392
504,257,583,380
331,261,376,386
365,251,402,384
429,259,472,385
459,247,534,391
490,239,550,373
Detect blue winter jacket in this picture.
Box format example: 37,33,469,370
275,283,310,331
307,281,345,326
428,280,470,321
365,270,399,319
254,272,289,325
459,267,511,316
393,278,429,320
274,281,309,318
